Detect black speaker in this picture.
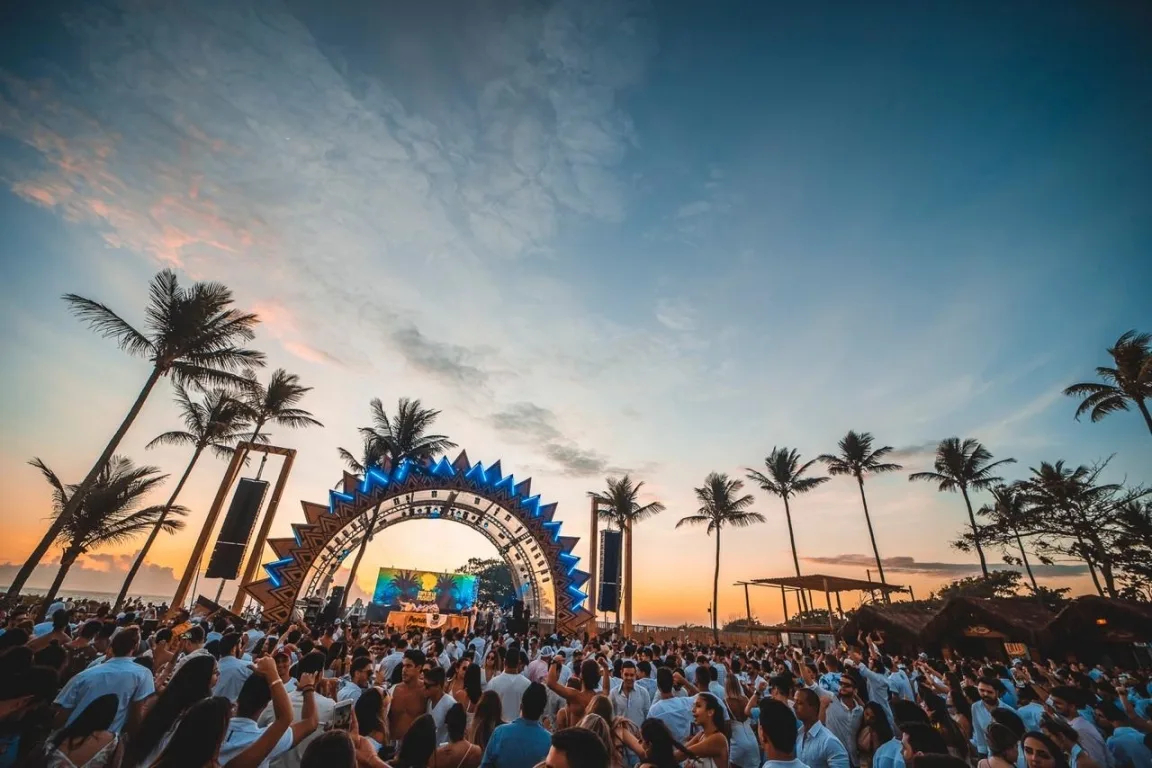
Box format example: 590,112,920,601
205,479,269,580
512,600,524,620
597,529,622,613
321,586,345,624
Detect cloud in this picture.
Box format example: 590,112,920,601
890,441,939,460
655,298,696,332
490,401,627,477
391,326,489,387
251,300,344,367
0,551,181,599
802,554,1088,578
675,200,711,219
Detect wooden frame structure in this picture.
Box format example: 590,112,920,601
737,573,907,632
167,441,297,616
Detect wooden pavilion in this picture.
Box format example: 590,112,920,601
1043,595,1152,667
838,602,940,654
736,573,908,633
920,597,1054,660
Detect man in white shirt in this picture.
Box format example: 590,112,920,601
525,646,554,685
220,658,319,768
54,626,154,733
760,697,812,768
647,668,695,743
486,647,532,722
1051,686,1112,768
214,634,254,701
337,657,373,703
610,661,651,726
379,639,407,683
243,621,267,654
823,674,864,768
424,665,455,744
796,688,849,768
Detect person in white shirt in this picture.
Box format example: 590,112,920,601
760,697,812,768
214,634,254,701
1050,686,1112,768
424,665,456,744
220,658,320,768
54,626,154,734
486,647,533,723
795,688,850,768
337,657,374,703
525,647,554,685
610,661,652,726
243,621,267,654
647,668,695,743
379,641,407,683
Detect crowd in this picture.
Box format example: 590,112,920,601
1,597,1150,768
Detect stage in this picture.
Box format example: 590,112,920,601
386,610,470,632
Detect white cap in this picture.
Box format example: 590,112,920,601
540,646,555,657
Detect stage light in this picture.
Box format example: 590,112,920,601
1095,618,1108,626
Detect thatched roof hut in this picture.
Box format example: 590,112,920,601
1044,596,1152,666
919,597,1054,659
838,602,938,651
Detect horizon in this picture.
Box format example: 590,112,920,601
1,0,1150,627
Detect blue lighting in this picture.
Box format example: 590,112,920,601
493,473,515,495
558,551,579,575
542,520,561,543
485,462,504,486
329,490,354,513
566,585,588,609
361,468,389,494
465,461,486,484
293,527,303,547
431,456,456,478
392,460,411,484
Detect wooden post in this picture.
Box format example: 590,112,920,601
231,449,296,613
624,520,633,639
823,576,835,632
780,585,788,624
170,444,249,614
835,591,844,617
743,583,754,643
588,497,599,627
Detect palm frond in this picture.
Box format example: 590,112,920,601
145,430,197,450
63,294,153,357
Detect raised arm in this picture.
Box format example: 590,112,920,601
226,657,293,768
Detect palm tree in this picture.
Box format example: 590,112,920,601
339,398,458,610
908,438,1016,578
677,473,764,642
589,476,666,635
241,367,323,446
818,431,903,593
7,269,264,600
113,385,251,609
746,447,828,611
985,484,1040,593
30,456,187,608
1064,330,1152,437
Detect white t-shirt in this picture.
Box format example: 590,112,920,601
485,671,532,722
218,716,293,768
428,693,456,744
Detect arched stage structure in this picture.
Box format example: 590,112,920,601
244,451,594,634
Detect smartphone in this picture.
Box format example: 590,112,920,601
329,700,353,731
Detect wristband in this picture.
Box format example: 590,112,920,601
270,679,284,688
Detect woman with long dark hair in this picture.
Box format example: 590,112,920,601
856,701,895,768
921,690,970,761
468,691,504,753
44,694,121,768
681,693,729,768
614,718,683,768
354,688,389,756
393,714,437,768
453,664,483,720
431,704,481,768
124,654,218,767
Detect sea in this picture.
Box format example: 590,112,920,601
1,587,174,605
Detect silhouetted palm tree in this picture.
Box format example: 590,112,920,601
909,437,1016,578
677,473,764,642
746,447,828,610
818,431,902,593
340,398,457,609
1064,330,1152,437
241,368,323,444
114,385,251,609
30,456,186,608
983,484,1040,593
589,475,666,633
8,269,263,600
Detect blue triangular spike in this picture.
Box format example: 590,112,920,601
392,459,411,484
432,456,456,478
568,569,590,588
360,468,390,494
542,520,561,543
465,461,486,484
329,490,354,513
494,473,516,495
485,461,504,485
519,495,541,516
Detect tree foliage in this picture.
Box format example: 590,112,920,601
456,557,515,604
1063,330,1152,435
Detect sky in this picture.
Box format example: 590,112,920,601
0,0,1150,627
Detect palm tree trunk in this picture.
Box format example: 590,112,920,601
712,528,721,643
1079,542,1105,596
1136,397,1152,437
42,549,81,609
624,519,633,637
11,366,163,605
114,445,204,611
855,475,889,601
960,486,989,578
1014,529,1040,593
782,496,809,612
342,505,380,611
